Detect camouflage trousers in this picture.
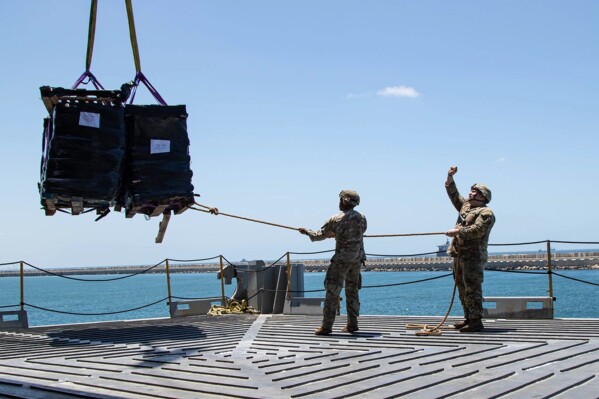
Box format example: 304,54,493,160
321,260,361,330
453,257,485,319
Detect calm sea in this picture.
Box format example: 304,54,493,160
0,270,597,327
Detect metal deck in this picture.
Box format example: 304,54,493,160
0,315,598,399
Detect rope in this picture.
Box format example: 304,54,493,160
367,251,439,257
364,232,446,238
362,273,452,289
289,249,335,255
21,260,166,282
167,256,221,263
406,250,460,336
193,202,447,238
487,268,548,275
207,299,259,316
191,203,298,231
0,261,20,267
24,297,168,316
406,276,457,336
489,240,548,246
552,271,599,287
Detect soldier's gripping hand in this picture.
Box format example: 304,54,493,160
448,166,458,176
299,227,309,235
446,228,460,237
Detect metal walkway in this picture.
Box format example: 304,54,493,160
0,315,598,398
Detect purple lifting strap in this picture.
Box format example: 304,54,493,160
128,71,167,105
71,70,105,90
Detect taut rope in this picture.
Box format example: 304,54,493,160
192,202,446,238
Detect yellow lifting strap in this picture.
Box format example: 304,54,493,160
125,0,142,73
85,0,98,71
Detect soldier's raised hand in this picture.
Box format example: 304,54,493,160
299,227,309,235
448,166,458,176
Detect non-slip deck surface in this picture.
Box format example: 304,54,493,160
0,315,598,399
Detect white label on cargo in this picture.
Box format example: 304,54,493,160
79,112,100,128
151,139,171,154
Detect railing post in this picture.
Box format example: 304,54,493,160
19,261,24,311
219,255,226,306
286,252,291,301
546,240,554,299
165,259,172,305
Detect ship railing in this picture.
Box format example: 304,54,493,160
1,239,598,328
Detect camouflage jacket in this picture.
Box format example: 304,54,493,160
446,181,495,261
307,209,367,263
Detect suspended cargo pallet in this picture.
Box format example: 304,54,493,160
121,104,195,219
39,86,128,216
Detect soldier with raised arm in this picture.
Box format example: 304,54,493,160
299,190,367,335
445,166,495,333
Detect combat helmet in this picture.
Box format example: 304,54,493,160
471,183,492,203
339,189,360,207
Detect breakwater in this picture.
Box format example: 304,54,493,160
2,252,598,277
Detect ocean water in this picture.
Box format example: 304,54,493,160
0,270,597,327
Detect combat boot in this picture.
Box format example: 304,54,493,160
459,318,483,333
453,319,470,329
314,326,332,335
341,325,359,333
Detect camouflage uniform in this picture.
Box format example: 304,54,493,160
305,197,367,330
446,181,495,320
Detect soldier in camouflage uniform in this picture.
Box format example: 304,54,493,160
445,166,495,333
299,190,367,335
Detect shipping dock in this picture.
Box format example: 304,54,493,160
1,314,598,399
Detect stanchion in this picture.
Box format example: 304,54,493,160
165,259,172,305
286,252,291,301
546,240,554,299
219,255,226,306
20,261,24,311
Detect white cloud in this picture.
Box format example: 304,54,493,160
377,85,421,98
345,92,372,99
497,157,507,163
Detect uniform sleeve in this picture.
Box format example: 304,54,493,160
445,180,466,212
307,216,337,242
459,209,495,240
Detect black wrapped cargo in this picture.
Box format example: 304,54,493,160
122,104,194,218
39,86,127,215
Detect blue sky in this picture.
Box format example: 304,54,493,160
1,1,598,268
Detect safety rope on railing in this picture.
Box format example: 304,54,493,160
551,240,599,245
221,253,288,273
21,260,166,282
171,295,229,301
288,250,336,255
0,304,20,309
3,239,598,321
362,273,452,288
167,256,221,263
0,261,20,267
23,297,168,316
258,273,453,294
552,271,599,286
367,251,440,257
487,268,549,275
489,240,548,246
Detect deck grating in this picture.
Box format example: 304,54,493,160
0,314,598,398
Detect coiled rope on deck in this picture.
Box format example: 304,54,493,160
405,280,457,336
